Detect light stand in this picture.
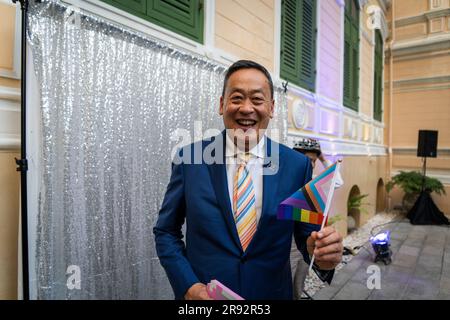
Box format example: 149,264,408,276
12,0,29,300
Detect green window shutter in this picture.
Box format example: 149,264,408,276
351,22,359,109
373,30,383,121
107,0,147,14
299,0,316,91
343,15,352,107
343,0,359,111
280,0,317,92
148,0,204,43
280,0,301,85
102,0,204,43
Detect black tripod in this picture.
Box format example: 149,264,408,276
407,151,449,225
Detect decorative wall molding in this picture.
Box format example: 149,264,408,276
430,17,445,33
392,147,450,156
287,79,385,147
343,116,359,140
0,1,21,80
365,1,390,41
291,99,315,131
282,82,316,103
0,86,20,150
287,131,388,156
392,8,450,27
392,33,450,56
425,7,450,20
0,134,20,150
429,0,444,11
359,112,373,123
316,94,344,112
319,109,340,136
342,106,360,118
0,86,20,101
373,119,385,129
386,75,450,92
393,15,427,28
392,75,450,88
389,49,449,62
392,84,450,93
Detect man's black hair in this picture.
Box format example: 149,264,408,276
222,60,274,99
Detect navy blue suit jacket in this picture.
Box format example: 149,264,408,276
154,132,329,299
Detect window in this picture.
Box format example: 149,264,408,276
373,30,383,122
280,0,317,92
343,0,360,111
102,0,204,43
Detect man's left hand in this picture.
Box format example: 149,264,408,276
307,226,343,270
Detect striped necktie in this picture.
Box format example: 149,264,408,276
233,153,257,252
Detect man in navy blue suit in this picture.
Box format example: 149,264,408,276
154,60,343,300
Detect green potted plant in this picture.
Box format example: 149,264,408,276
327,194,370,230
386,171,446,212
348,194,370,214
347,194,369,231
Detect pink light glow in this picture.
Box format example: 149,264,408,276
320,111,339,135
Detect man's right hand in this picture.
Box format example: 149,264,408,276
184,283,213,300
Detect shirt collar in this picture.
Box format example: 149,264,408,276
225,131,266,159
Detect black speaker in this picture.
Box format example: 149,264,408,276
417,130,438,158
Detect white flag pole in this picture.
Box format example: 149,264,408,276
308,160,342,274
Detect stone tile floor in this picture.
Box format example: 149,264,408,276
313,218,450,300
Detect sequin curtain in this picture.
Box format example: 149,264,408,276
26,0,288,299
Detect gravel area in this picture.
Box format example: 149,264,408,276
302,211,402,298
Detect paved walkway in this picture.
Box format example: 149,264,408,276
313,218,450,300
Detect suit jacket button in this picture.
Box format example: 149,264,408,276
241,256,246,263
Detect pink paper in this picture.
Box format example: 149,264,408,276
206,279,245,300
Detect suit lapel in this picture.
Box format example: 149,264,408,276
207,132,242,251
259,137,282,230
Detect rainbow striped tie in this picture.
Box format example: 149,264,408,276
233,153,257,252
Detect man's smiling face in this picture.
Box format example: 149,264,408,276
219,68,274,149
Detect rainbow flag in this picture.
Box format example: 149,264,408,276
277,162,338,225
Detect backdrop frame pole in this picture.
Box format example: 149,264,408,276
13,0,30,301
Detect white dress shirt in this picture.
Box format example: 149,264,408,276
225,133,265,226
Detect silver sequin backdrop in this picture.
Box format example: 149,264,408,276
26,0,288,299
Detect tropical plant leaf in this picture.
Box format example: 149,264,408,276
385,171,446,196
347,194,370,214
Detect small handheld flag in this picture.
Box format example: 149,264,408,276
277,160,342,274
277,161,339,225
206,280,245,300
